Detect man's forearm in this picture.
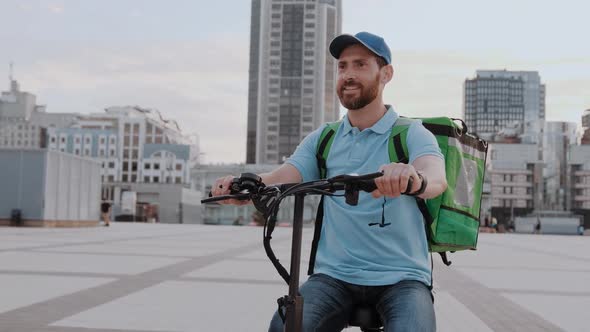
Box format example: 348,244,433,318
260,163,302,186
412,156,447,199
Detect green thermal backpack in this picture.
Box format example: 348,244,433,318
308,117,488,271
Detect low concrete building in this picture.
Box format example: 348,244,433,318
192,164,321,226
0,149,101,227
109,182,201,224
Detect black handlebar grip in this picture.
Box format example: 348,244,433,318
358,176,414,194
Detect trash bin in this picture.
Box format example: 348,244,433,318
10,209,22,227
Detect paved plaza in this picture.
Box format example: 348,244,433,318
0,223,588,332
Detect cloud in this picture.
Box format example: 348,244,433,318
18,3,33,11
47,4,64,14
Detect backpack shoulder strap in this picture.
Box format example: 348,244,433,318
388,117,414,164
309,122,340,275
316,121,341,178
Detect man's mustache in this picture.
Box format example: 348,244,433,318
342,80,363,89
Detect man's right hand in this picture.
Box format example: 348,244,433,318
211,175,251,205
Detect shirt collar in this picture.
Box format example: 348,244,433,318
342,105,399,136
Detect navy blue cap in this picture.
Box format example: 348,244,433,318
329,31,391,65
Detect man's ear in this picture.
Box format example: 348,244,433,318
381,65,394,84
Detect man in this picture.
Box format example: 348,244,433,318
100,201,111,227
212,32,446,332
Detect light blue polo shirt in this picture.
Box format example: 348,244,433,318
286,106,443,286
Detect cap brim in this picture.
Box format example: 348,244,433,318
329,34,361,59
329,34,383,61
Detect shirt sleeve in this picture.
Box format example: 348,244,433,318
407,120,444,164
284,125,323,182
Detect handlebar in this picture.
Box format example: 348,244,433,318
202,171,413,207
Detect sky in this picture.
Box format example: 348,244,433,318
0,0,589,163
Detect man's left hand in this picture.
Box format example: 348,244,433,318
372,163,421,198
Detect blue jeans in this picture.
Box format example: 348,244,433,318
269,273,435,332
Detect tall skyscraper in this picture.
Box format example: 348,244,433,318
246,0,342,164
463,70,545,143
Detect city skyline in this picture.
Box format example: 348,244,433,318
1,0,589,163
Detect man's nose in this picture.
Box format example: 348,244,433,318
342,70,356,81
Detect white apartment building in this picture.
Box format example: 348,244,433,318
488,143,543,224
47,106,197,205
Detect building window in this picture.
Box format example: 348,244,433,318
175,177,182,184
108,175,114,182
153,176,159,183
108,162,115,168
176,163,182,171
75,149,80,155
122,174,128,182
154,163,160,170
144,176,150,183
145,163,151,169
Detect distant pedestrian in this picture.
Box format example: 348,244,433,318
101,201,111,227
491,217,498,233
534,217,541,234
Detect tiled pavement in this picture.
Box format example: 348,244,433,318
0,223,588,332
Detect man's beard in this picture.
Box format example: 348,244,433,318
337,75,380,110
